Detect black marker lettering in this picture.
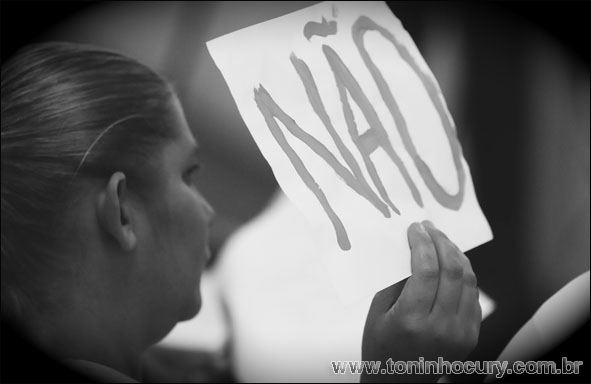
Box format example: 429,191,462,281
254,85,351,250
352,16,465,209
303,17,338,41
290,53,391,217
252,15,467,251
323,44,422,210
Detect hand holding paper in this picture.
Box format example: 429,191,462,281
362,221,481,382
207,1,492,302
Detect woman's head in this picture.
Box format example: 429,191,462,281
1,42,214,347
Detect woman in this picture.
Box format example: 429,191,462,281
1,42,481,382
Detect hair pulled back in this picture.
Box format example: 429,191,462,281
1,42,177,321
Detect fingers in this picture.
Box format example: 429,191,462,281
386,220,481,324
423,221,482,350
393,222,439,316
423,221,465,316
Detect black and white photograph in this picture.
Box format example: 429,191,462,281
1,1,589,383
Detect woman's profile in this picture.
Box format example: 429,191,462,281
1,42,481,383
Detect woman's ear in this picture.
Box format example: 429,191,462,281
96,172,137,251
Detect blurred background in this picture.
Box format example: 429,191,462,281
2,1,589,382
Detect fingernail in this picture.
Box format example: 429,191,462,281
422,220,435,228
410,222,423,233
418,222,427,234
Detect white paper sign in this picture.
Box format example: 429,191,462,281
207,1,493,303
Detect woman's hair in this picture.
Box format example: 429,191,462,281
1,42,177,323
